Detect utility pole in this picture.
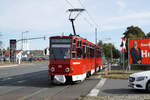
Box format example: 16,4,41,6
22,31,29,51
95,28,97,44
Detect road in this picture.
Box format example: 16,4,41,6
98,79,149,96
0,62,100,100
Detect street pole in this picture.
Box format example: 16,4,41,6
95,28,97,44
123,50,125,70
22,32,23,50
1,48,3,64
22,31,29,51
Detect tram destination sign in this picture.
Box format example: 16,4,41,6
51,38,72,44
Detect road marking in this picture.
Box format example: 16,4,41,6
17,80,26,83
0,65,18,68
1,77,12,81
18,88,48,100
87,78,106,96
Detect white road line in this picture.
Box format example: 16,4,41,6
17,80,26,83
1,77,12,81
0,65,18,68
18,88,48,100
87,78,106,96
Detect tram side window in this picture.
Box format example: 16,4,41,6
72,39,76,59
90,46,92,58
100,49,102,57
96,49,99,58
91,47,94,58
83,42,86,59
86,44,89,58
77,40,82,58
90,46,94,58
97,49,102,58
77,40,81,48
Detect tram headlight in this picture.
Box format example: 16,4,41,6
65,67,70,72
51,67,55,72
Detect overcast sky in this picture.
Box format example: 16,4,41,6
1,0,150,50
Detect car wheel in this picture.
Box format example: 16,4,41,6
146,82,150,92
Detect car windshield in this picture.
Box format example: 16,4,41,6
51,44,71,59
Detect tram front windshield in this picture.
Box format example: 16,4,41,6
50,38,72,59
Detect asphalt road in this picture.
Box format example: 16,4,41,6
98,79,149,96
0,62,100,100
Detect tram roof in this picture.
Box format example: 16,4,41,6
50,35,102,49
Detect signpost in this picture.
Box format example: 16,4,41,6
121,37,127,70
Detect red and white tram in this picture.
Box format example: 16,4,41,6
48,35,102,83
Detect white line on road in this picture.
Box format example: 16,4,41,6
18,88,48,100
17,80,26,83
1,77,12,81
87,78,106,96
0,65,18,68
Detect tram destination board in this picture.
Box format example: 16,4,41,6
51,38,72,44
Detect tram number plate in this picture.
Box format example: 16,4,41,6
58,65,62,68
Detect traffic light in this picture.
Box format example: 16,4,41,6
10,39,16,62
44,36,46,40
44,49,47,55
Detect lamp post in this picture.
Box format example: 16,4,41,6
22,31,29,51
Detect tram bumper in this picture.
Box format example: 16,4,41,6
54,75,66,84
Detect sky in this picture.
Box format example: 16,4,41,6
0,0,150,50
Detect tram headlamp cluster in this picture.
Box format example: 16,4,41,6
65,67,70,72
51,67,55,72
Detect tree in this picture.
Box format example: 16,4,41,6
97,40,103,47
98,41,120,61
122,26,145,59
123,26,145,38
146,32,150,37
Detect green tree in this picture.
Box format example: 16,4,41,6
123,26,145,38
97,40,103,47
98,41,120,61
122,26,145,59
146,32,150,37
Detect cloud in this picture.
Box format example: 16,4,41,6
116,0,126,11
100,11,150,31
0,0,70,32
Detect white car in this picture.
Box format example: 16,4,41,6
128,71,150,92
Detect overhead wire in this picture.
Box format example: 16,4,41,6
64,0,97,39
77,0,98,27
64,0,94,27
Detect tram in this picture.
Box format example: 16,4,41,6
48,35,102,83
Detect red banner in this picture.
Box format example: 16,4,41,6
129,38,150,65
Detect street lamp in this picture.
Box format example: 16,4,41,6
22,31,29,50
